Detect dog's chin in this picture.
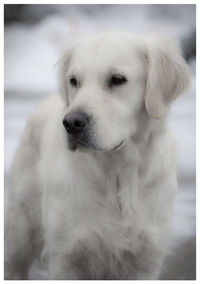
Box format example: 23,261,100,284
68,141,95,152
67,137,98,152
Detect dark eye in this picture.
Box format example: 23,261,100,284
109,74,127,87
70,76,78,87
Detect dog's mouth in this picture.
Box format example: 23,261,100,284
67,132,97,152
68,140,93,152
68,135,124,153
110,140,124,151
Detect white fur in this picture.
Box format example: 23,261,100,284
5,31,190,280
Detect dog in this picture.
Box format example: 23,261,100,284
5,31,190,280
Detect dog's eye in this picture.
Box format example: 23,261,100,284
70,76,78,87
109,74,127,87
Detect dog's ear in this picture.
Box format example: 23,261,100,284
144,34,190,118
57,43,75,106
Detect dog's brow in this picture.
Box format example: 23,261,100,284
107,67,126,77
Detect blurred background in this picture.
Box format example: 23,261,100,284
4,4,196,280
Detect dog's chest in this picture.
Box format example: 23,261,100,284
45,151,158,279
66,236,147,280
65,170,146,268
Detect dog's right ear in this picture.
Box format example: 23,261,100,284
57,44,75,106
144,34,190,118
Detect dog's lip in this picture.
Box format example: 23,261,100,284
68,139,92,151
70,141,124,152
68,142,78,151
67,134,124,152
111,140,124,151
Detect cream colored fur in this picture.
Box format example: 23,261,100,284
5,31,190,280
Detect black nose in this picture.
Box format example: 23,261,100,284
63,112,89,134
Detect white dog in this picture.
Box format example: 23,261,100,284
5,31,190,280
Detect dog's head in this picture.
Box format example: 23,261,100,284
58,32,190,152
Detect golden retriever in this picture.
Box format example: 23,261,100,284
5,31,190,279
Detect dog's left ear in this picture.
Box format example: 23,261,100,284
57,42,76,106
144,34,190,118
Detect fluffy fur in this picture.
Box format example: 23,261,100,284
5,31,190,280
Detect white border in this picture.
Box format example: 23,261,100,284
1,0,4,282
196,2,199,283
2,1,198,283
2,0,199,4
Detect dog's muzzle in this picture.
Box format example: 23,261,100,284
63,112,92,151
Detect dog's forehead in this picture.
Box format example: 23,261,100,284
71,33,144,69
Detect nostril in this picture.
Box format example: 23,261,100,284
63,119,70,129
74,119,85,129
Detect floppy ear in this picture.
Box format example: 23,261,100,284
144,34,190,118
57,44,75,106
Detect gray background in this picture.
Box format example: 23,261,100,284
4,4,196,280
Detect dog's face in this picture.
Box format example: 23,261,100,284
59,32,190,151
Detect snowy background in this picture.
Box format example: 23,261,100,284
4,4,196,280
